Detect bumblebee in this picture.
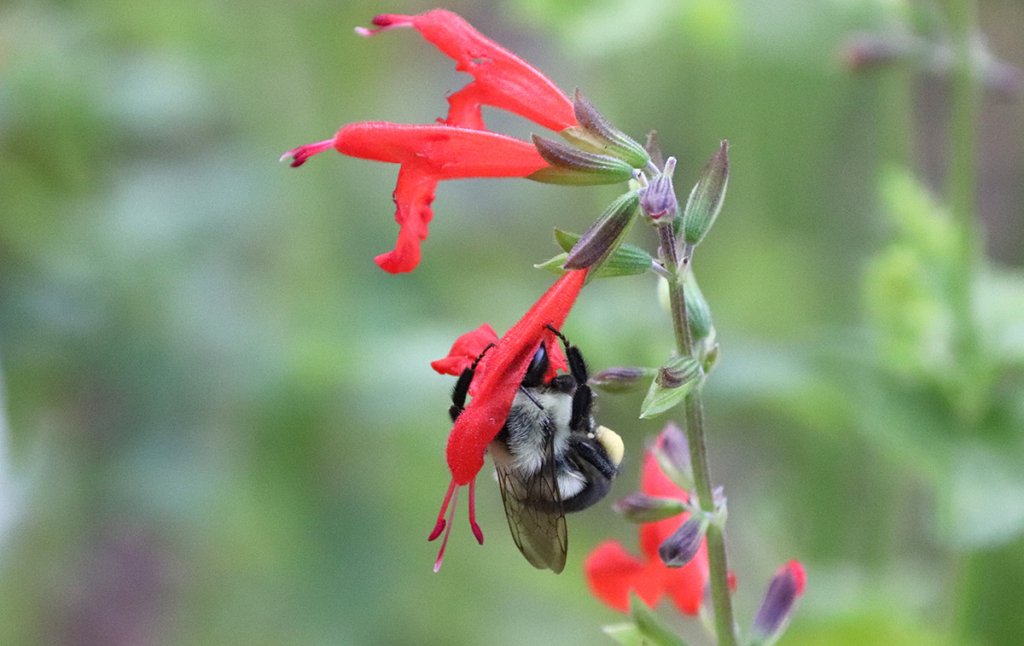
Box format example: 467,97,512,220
449,325,623,573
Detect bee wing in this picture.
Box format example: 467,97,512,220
494,422,568,574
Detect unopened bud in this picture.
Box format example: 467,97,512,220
640,157,679,221
528,135,636,185
751,560,807,644
683,270,713,340
590,366,655,393
640,355,701,419
562,90,650,168
564,192,640,270
613,493,686,523
682,141,729,246
658,515,708,567
655,422,693,490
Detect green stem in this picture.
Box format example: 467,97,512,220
657,224,737,646
939,2,987,642
942,0,984,425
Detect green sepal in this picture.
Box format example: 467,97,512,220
565,192,640,270
552,228,654,279
681,140,729,246
629,594,692,646
528,135,636,185
640,355,702,419
613,493,687,523
602,623,646,646
559,89,650,168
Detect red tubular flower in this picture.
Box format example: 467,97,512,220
427,270,587,570
283,123,549,273
282,10,580,274
584,435,709,615
357,10,576,131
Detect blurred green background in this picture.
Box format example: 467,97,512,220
2,0,1023,644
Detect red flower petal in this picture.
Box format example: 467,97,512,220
639,450,690,561
662,543,710,616
584,443,708,617
323,122,548,273
583,541,646,612
430,324,499,377
361,10,577,132
445,270,587,485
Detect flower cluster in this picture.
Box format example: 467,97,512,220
284,9,806,644
282,10,577,273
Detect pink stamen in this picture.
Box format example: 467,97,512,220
279,140,334,168
468,478,484,545
428,479,458,541
433,486,459,572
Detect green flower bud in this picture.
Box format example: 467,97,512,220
613,493,686,523
682,141,729,246
684,270,713,341
528,135,636,185
640,355,702,419
559,89,650,168
565,192,640,270
553,228,653,279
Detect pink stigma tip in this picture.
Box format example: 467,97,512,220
280,140,333,168
471,521,484,546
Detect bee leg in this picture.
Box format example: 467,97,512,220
560,436,616,513
545,324,593,432
449,342,496,422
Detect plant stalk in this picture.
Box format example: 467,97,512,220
942,0,985,425
657,224,737,646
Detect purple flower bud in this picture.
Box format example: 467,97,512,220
658,516,708,567
613,493,686,523
640,157,678,221
657,423,690,474
590,366,654,393
751,560,807,642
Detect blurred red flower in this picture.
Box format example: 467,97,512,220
282,10,577,274
584,435,709,615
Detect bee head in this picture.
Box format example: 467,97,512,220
522,343,550,388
